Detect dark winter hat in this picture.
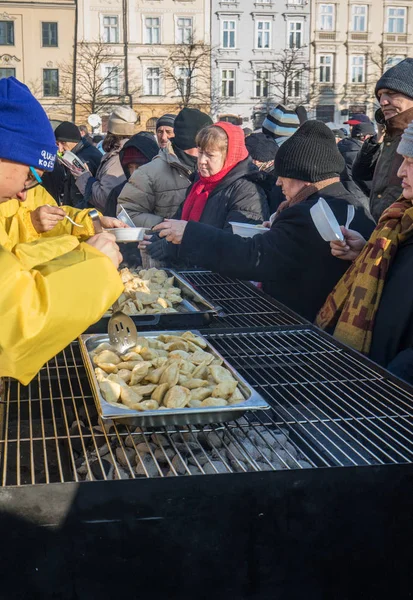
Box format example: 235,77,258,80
132,132,158,160
173,108,213,150
0,77,56,171
54,121,82,143
332,129,346,139
245,133,278,163
156,113,176,130
262,104,300,139
274,120,345,183
352,122,375,138
375,58,413,100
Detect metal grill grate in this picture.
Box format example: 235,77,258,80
2,327,413,486
177,270,305,328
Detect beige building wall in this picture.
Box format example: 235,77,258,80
0,0,75,120
309,0,413,125
77,0,211,130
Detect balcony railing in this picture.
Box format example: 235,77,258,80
384,33,408,43
349,32,368,41
316,31,337,41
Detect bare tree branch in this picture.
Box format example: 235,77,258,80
162,35,212,109
59,40,141,118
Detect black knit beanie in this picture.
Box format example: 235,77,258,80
173,108,213,150
375,58,413,100
245,133,278,162
274,120,345,182
54,121,81,143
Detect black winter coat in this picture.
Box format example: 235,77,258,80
338,137,371,209
174,158,270,228
178,182,374,322
369,236,413,383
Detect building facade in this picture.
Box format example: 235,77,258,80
210,0,311,129
310,0,413,125
77,0,211,129
0,0,75,120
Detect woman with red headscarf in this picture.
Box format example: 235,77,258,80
144,122,269,261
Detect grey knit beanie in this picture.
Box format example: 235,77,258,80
375,58,413,100
397,120,413,157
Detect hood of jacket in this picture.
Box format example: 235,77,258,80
118,136,159,178
338,137,362,154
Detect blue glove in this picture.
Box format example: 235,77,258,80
147,236,170,261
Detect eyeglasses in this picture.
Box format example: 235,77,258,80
24,166,43,191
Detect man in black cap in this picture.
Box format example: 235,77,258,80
245,132,283,213
118,107,212,227
43,121,102,206
151,120,374,322
338,122,375,207
352,58,413,221
155,113,176,149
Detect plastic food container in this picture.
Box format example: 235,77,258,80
229,222,268,238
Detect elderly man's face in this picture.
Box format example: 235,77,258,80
398,156,413,200
377,89,413,120
0,160,43,203
156,126,174,148
276,176,309,201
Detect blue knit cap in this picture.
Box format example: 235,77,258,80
0,77,56,171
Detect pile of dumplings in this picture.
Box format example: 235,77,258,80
91,331,246,412
112,268,184,316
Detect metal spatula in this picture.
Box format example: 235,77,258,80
88,210,138,354
108,299,138,354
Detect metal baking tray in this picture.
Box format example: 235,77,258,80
85,270,219,333
79,331,270,426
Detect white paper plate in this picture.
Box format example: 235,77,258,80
310,198,344,242
229,222,268,238
106,227,146,242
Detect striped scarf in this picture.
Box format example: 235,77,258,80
316,196,413,353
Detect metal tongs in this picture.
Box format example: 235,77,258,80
88,209,138,353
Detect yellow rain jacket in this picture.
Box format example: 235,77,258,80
0,187,98,269
0,189,122,384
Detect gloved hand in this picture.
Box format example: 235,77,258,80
147,236,170,261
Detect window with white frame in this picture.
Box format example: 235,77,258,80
145,67,161,95
386,7,407,33
319,4,334,31
256,20,271,49
103,16,119,43
103,65,120,95
176,17,193,44
350,55,365,83
385,55,404,70
351,5,367,32
289,21,302,48
176,66,191,97
287,74,301,98
221,69,235,97
255,70,269,97
222,20,236,48
145,17,160,44
318,54,333,82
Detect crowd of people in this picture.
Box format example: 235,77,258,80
2,57,413,387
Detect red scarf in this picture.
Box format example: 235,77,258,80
182,122,249,222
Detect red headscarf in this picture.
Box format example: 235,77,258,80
181,122,249,222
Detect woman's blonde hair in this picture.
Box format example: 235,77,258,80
196,125,228,159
